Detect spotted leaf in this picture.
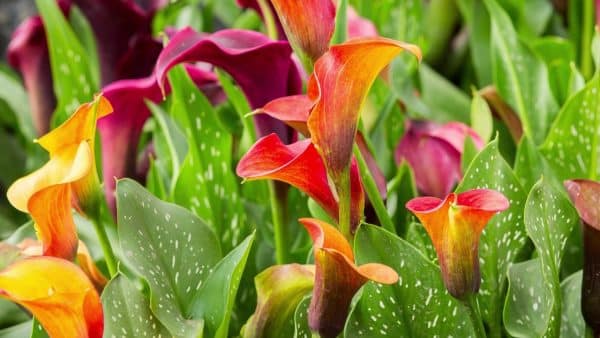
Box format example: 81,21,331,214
102,274,171,337
345,224,476,337
455,138,528,335
116,178,222,336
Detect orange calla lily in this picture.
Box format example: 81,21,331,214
307,38,421,184
6,95,113,260
406,189,509,299
0,256,103,338
299,218,398,338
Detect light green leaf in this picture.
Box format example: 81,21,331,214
0,321,31,338
470,90,493,143
0,69,34,141
116,178,221,336
514,136,561,192
35,0,97,126
419,64,471,124
189,233,255,338
485,0,558,144
345,225,475,337
293,296,311,338
168,66,247,251
540,73,600,181
102,275,171,337
560,271,585,338
456,139,528,336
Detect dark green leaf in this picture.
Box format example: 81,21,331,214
346,225,475,337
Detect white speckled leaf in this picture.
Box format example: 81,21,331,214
345,225,475,338
188,233,255,338
102,275,171,338
293,296,311,338
456,139,528,333
117,178,222,336
540,74,600,181
514,179,578,337
168,66,247,251
560,271,585,338
485,0,558,144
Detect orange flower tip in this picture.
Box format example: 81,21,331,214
564,179,600,230
406,189,509,214
299,218,354,261
356,263,399,285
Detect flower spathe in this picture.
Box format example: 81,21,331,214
6,95,112,260
406,189,509,299
564,179,600,332
0,256,103,338
307,37,421,184
300,218,398,338
236,133,365,229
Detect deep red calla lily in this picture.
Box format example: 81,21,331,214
307,37,421,183
396,120,484,198
564,179,600,332
300,218,398,338
406,189,509,299
236,134,365,229
155,27,302,141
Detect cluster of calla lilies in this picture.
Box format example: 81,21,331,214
2,0,600,338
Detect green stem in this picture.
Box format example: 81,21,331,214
463,294,487,338
352,144,395,233
257,0,278,40
268,181,289,264
336,166,352,242
331,0,348,45
91,217,118,278
581,0,595,79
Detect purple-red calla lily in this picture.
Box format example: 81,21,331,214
307,38,420,184
300,218,398,338
406,189,509,299
396,120,484,198
155,27,302,142
564,179,600,333
236,133,365,229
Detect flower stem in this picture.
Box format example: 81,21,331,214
268,181,290,264
336,166,352,242
581,0,594,79
256,0,278,40
331,0,348,45
463,294,487,338
91,217,118,278
352,144,395,233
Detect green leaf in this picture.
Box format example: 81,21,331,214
484,0,558,144
168,66,247,251
503,258,552,338
293,296,311,338
514,136,561,192
387,162,417,236
68,5,99,87
116,178,222,336
0,69,34,141
35,0,97,126
456,138,528,336
419,64,471,123
0,321,31,338
345,225,476,337
457,0,492,86
189,233,255,338
540,73,600,181
216,69,254,156
461,135,480,174
560,271,585,338
531,37,576,105
515,179,578,337
405,222,437,262
30,319,48,338
470,90,493,143
102,275,171,337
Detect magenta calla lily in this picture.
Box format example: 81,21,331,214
395,120,484,198
155,27,302,142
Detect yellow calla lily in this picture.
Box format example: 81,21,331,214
6,95,113,260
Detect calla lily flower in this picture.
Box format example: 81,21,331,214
242,264,315,338
300,218,398,338
307,37,420,183
564,179,600,333
396,120,484,198
7,95,112,260
155,28,302,141
406,189,509,299
0,256,103,338
236,134,365,229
